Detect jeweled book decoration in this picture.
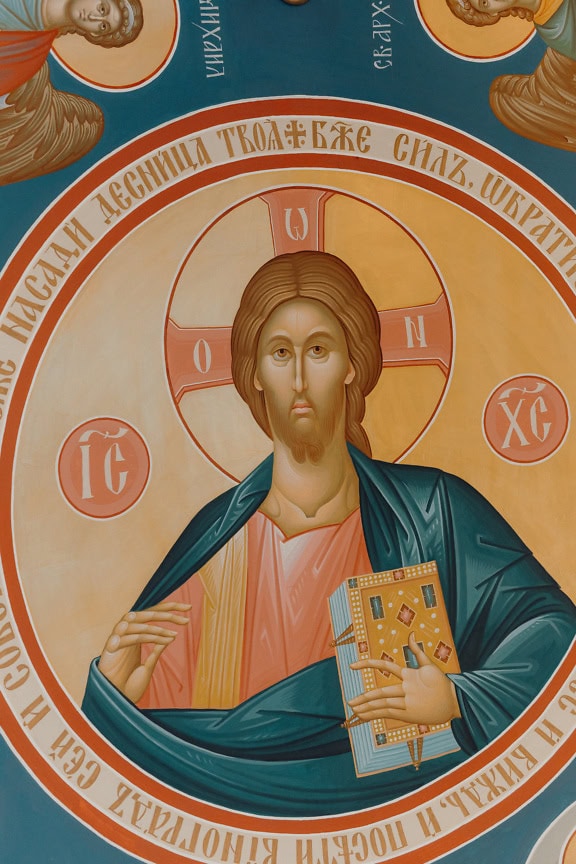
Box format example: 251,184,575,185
329,561,461,776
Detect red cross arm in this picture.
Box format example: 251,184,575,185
379,294,451,373
166,322,233,401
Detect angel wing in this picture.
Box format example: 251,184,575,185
0,60,103,185
490,48,576,152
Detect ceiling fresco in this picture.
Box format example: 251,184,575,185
0,1,575,862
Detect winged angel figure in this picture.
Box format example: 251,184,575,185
0,0,143,185
447,0,576,151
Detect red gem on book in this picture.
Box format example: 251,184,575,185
434,641,452,663
397,603,416,626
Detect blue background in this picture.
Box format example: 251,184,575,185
1,0,574,271
1,738,574,863
1,0,574,860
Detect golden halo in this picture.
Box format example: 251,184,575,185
416,0,535,61
52,0,179,91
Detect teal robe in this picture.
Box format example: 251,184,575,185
82,447,576,816
536,0,576,60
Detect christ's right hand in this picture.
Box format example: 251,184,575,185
98,602,191,703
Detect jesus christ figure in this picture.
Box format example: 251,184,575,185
84,251,576,816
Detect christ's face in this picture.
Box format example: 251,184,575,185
65,0,123,36
254,299,354,461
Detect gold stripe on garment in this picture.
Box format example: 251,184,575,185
192,526,248,709
534,0,565,26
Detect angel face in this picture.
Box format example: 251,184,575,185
65,0,123,36
467,0,518,13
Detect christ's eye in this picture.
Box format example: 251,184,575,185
309,345,327,358
272,347,289,361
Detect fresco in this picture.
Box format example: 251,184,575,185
0,2,574,863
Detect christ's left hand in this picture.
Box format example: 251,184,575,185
348,632,461,726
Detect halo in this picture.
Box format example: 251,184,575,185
51,0,179,91
166,185,453,482
416,0,535,61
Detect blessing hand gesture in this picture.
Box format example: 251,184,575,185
98,602,191,703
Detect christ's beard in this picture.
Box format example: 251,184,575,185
286,432,324,465
266,397,343,465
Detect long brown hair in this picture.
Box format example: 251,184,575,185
231,251,382,456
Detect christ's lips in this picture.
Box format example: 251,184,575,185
292,401,313,414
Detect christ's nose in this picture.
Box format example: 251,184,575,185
292,354,307,392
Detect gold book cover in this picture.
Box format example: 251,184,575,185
330,561,462,775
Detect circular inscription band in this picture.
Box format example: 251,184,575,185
0,98,575,864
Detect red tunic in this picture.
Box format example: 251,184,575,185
0,30,57,97
139,508,371,708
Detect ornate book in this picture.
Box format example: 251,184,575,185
329,561,461,777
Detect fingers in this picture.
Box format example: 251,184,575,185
143,642,169,670
350,634,431,677
352,697,407,716
105,606,191,653
348,686,407,720
101,602,191,659
122,607,191,626
350,657,403,678
148,602,193,611
352,706,408,722
349,684,404,706
408,631,432,667
116,622,179,638
106,631,176,652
